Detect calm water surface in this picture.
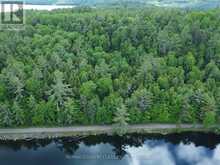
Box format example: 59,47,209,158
1,4,75,12
0,132,220,165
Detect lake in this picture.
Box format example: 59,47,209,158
24,4,75,11
1,4,75,12
0,132,220,165
1,2,220,13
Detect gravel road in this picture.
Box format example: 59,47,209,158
0,124,205,140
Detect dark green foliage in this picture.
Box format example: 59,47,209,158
0,7,219,127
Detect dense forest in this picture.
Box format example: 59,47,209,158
0,7,220,127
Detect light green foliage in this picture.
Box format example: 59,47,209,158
203,111,216,128
127,88,153,112
47,70,72,109
80,81,97,98
113,104,130,135
11,101,25,126
62,98,86,125
1,59,25,100
183,52,196,72
0,103,12,127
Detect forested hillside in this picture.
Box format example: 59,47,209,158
0,8,220,127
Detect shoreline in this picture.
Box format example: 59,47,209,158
0,124,216,140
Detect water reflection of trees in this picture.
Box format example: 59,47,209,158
54,138,80,156
0,132,219,158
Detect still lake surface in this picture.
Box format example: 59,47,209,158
0,132,220,165
1,4,75,12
